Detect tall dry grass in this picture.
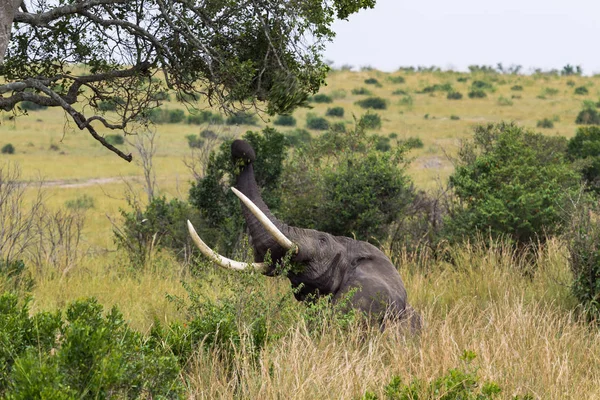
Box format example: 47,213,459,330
185,239,599,399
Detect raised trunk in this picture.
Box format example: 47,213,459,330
0,0,21,65
234,163,290,262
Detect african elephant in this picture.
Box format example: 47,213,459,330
187,139,421,331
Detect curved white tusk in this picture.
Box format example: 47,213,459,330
231,187,297,252
187,220,267,272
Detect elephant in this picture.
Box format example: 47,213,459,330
187,139,421,331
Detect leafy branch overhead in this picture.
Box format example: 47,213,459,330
0,0,375,161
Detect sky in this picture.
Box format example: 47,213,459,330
324,0,600,74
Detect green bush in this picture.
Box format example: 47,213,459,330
575,86,589,95
0,294,182,398
273,114,297,126
187,110,224,125
447,91,463,100
144,108,186,124
286,129,312,147
537,118,554,129
330,122,346,133
567,199,600,321
330,89,347,99
468,90,487,99
104,134,124,145
310,93,333,103
511,85,523,91
567,126,600,193
351,87,372,95
19,101,47,111
114,196,202,266
450,115,460,120
226,111,258,125
388,76,405,84
457,76,469,82
360,112,382,130
421,83,453,93
575,104,600,125
361,351,519,400
364,78,380,86
325,106,345,117
200,129,218,139
0,260,33,293
65,194,95,210
355,97,387,110
279,121,414,243
398,95,413,106
444,122,579,253
392,89,408,96
306,114,330,130
1,144,15,154
186,134,205,148
403,136,424,149
471,80,494,90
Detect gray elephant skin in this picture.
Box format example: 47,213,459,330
188,139,421,331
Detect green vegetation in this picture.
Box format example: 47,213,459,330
351,87,372,95
574,86,589,95
567,126,600,193
311,94,333,103
575,102,600,125
306,114,330,130
361,112,382,129
537,118,554,129
1,144,15,154
468,89,487,99
447,91,463,100
355,97,387,110
104,134,124,146
187,110,224,125
226,112,258,126
325,106,345,117
444,122,579,253
273,115,297,127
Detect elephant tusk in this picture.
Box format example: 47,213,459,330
231,187,297,253
187,220,267,272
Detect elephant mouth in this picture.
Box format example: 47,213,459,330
187,187,298,272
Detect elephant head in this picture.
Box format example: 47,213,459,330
188,139,421,330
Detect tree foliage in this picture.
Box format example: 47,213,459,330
444,122,580,250
0,0,375,161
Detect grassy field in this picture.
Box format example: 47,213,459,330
2,69,600,398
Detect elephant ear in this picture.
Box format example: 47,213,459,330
231,140,256,165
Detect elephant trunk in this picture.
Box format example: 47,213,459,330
232,140,292,262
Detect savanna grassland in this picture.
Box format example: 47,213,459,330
2,69,600,399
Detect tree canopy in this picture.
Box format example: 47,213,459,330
0,0,375,161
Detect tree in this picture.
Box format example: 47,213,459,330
0,0,375,161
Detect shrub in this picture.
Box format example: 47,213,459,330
403,136,424,149
330,89,347,99
542,87,559,96
575,86,589,95
575,105,600,125
457,76,469,82
497,96,513,106
151,90,170,101
360,112,382,129
567,126,600,193
1,144,15,154
273,114,297,126
226,111,258,125
104,134,124,145
421,83,453,93
388,76,405,84
567,80,576,87
310,93,333,103
511,85,523,91
330,122,346,133
186,134,205,148
364,78,380,85
471,80,494,90
355,97,387,110
392,89,407,95
0,294,182,398
447,91,463,100
351,87,372,95
279,121,414,243
65,194,95,210
468,90,487,99
374,136,391,151
325,106,345,117
444,122,579,253
362,351,507,400
306,114,330,130
286,129,312,147
450,115,460,120
398,95,413,106
19,101,47,111
114,196,202,266
187,110,224,125
537,118,554,129
567,198,600,321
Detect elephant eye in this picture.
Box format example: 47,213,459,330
318,236,327,245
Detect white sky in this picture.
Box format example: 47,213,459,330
324,0,600,74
